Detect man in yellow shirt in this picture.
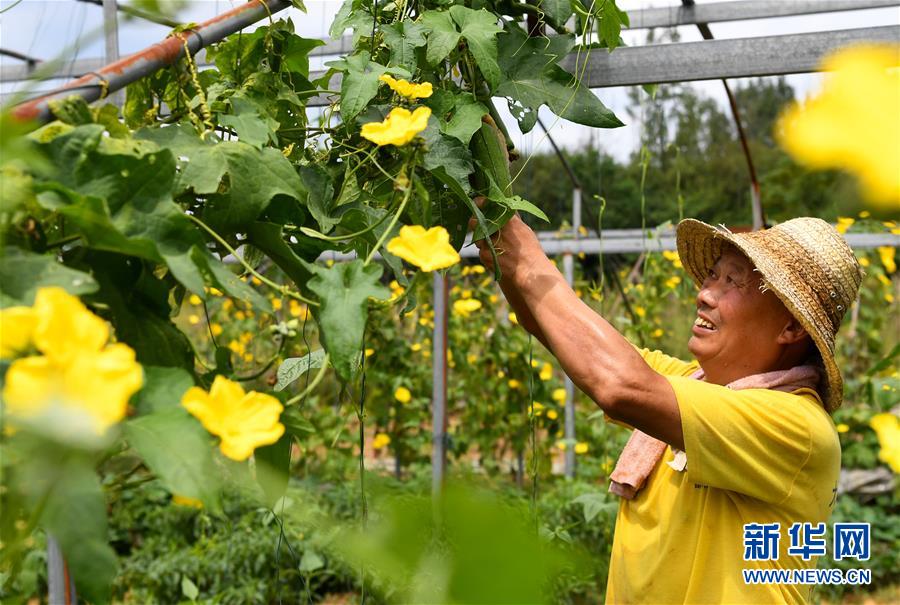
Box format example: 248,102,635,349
473,214,862,603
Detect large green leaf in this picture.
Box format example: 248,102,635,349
421,119,474,196
254,433,292,508
218,96,278,149
326,52,409,122
382,21,428,73
449,6,503,89
443,95,489,145
124,408,222,511
299,164,340,233
421,10,461,67
304,260,389,382
541,0,574,29
0,247,98,307
41,460,118,604
598,0,630,51
132,366,195,415
495,25,623,133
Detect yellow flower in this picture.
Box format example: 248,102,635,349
0,306,37,358
858,257,870,267
189,294,202,306
365,348,375,358
555,440,567,451
410,343,423,352
859,211,871,218
378,74,433,99
372,433,391,450
836,423,850,433
878,273,892,287
652,328,664,338
776,44,900,207
546,409,558,420
665,276,681,289
1,288,142,434
528,401,544,416
361,106,432,147
387,225,461,272
539,363,553,381
466,353,477,364
634,306,646,318
172,494,204,509
869,413,900,473
662,250,683,268
878,246,896,273
574,442,589,455
453,298,482,317
886,293,895,304
497,370,505,379
508,312,518,325
210,323,223,337
530,359,540,368
508,379,521,390
272,298,283,311
181,375,284,461
394,386,412,404
235,311,246,321
469,265,485,275
188,314,200,325
835,217,855,234
552,388,566,403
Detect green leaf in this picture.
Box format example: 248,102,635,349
496,191,549,223
421,118,474,196
219,96,277,149
496,25,623,133
0,247,98,307
181,576,199,601
48,95,94,126
124,408,222,511
327,52,409,122
421,10,461,67
254,433,292,508
572,492,618,523
449,6,503,89
299,550,325,573
304,260,390,382
281,35,326,77
202,252,272,313
246,221,318,290
276,349,327,391
443,95,489,144
299,164,340,232
599,0,629,51
131,366,194,415
542,0,573,29
41,460,118,605
382,21,428,73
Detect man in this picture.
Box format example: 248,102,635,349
473,210,862,604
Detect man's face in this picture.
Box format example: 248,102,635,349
688,248,794,378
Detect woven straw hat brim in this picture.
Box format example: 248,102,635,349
675,218,848,412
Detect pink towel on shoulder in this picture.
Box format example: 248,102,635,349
608,365,821,499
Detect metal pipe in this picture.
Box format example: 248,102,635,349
47,534,75,604
431,272,449,499
11,0,291,124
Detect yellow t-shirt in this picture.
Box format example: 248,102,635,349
605,349,841,604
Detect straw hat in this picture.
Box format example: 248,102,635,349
675,217,863,412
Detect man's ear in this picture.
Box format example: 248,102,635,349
777,317,809,345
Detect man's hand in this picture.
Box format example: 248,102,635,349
468,198,551,289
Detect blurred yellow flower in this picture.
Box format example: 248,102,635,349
836,217,856,234
836,423,850,433
189,294,202,306
272,298,283,311
555,440,567,451
387,225,460,272
776,44,900,208
574,442,589,455
528,401,545,416
539,363,553,381
1,288,142,434
210,323,223,337
394,386,412,404
531,359,540,368
652,328,664,338
552,388,566,403
410,342,422,352
470,265,485,274
181,375,284,461
379,74,433,99
546,409,558,420
365,348,375,358
453,298,482,317
886,293,895,304
508,312,518,325
172,494,204,509
361,106,431,147
869,413,900,473
188,314,200,325
235,311,246,321
508,379,521,389
878,246,896,273
372,433,391,450
497,370,505,379
634,306,646,318
877,273,892,287
858,257,870,267
662,250,683,268
0,306,37,358
665,276,681,289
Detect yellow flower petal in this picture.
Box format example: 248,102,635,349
386,224,460,272
372,432,391,449
182,376,285,461
0,306,37,358
539,363,553,381
776,44,900,207
552,388,566,403
32,287,109,364
361,106,432,147
878,246,896,273
379,74,433,99
870,413,900,473
574,442,589,455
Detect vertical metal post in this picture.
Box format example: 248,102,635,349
562,187,582,478
102,0,123,107
431,272,449,498
750,183,764,230
47,534,75,604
